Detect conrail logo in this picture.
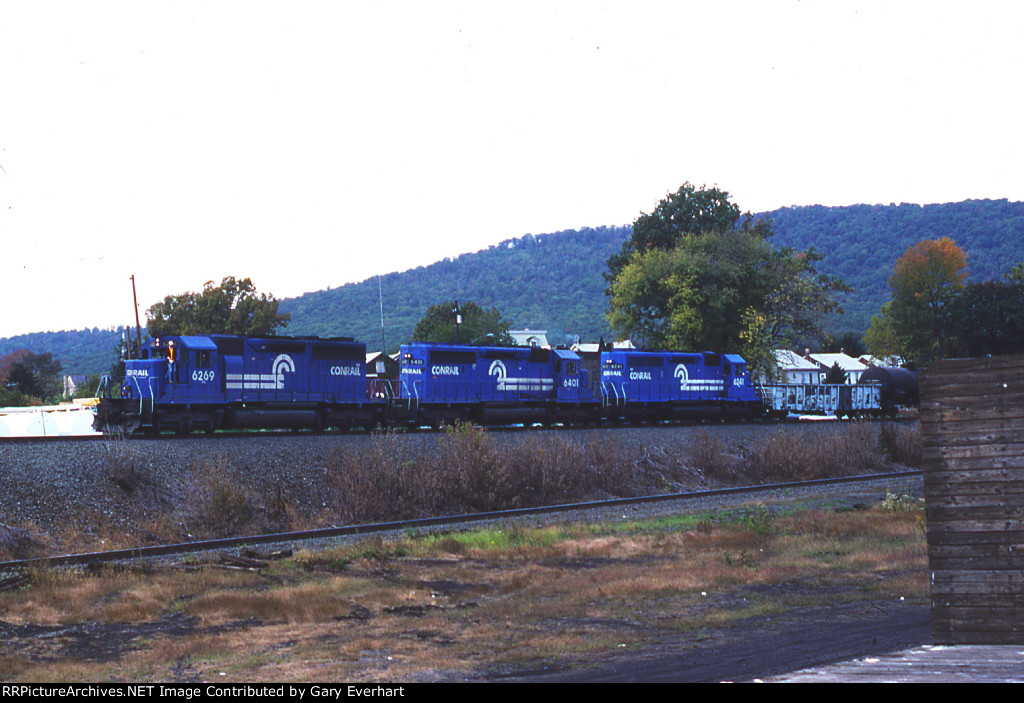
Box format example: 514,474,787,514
488,359,507,384
674,363,688,389
226,354,295,390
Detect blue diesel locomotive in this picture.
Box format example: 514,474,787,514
95,335,908,434
600,349,761,422
95,334,382,434
395,342,599,427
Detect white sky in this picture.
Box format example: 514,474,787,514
2,1,1022,338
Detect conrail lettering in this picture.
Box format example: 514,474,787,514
126,369,150,377
330,366,360,376
431,365,461,376
629,371,652,380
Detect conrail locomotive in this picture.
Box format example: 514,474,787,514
93,333,911,434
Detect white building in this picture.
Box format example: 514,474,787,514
509,329,549,348
770,350,821,384
808,352,868,384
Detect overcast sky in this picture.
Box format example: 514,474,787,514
2,1,1022,338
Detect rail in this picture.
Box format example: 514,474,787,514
0,470,922,572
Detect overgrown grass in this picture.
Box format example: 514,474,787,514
2,421,923,560
0,493,928,682
328,422,921,524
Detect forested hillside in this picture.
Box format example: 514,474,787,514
4,199,1022,372
283,199,1024,351
766,199,1024,334
281,226,631,351
0,328,125,378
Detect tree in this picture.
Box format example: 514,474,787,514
865,238,968,364
146,277,290,338
605,184,846,375
412,301,513,345
823,362,848,385
945,266,1024,357
606,183,773,283
0,350,63,404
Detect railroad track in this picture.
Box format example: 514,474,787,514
0,412,917,445
0,470,923,575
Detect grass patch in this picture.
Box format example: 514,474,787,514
0,491,927,682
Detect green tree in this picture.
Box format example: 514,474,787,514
147,277,290,338
412,301,513,345
945,265,1024,357
606,182,759,281
865,238,968,364
823,362,848,384
0,350,63,404
605,184,846,375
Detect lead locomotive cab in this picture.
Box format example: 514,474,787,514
94,334,378,434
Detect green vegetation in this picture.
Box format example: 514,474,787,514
865,239,1024,364
411,300,513,345
765,199,1024,335
0,350,63,406
604,184,847,374
4,199,1024,374
146,276,290,338
0,497,927,682
282,226,631,352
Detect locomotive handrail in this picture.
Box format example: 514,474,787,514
601,381,622,408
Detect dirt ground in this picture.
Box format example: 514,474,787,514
1,597,931,683
488,600,931,683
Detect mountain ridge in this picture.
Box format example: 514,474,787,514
4,199,1021,374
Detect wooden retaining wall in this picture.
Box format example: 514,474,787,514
920,354,1024,644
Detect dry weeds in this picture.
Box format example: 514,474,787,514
0,493,928,682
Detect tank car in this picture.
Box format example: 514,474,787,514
94,334,382,434
859,366,919,415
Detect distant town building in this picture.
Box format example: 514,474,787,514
365,352,399,379
764,349,870,385
509,329,549,348
807,351,868,384
770,350,820,384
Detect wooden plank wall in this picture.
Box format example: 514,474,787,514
920,354,1024,644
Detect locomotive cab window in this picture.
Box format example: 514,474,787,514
196,351,211,368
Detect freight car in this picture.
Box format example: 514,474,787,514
758,382,884,419
94,334,382,434
759,366,918,419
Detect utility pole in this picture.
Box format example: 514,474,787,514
453,300,462,344
130,275,142,359
378,274,386,353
